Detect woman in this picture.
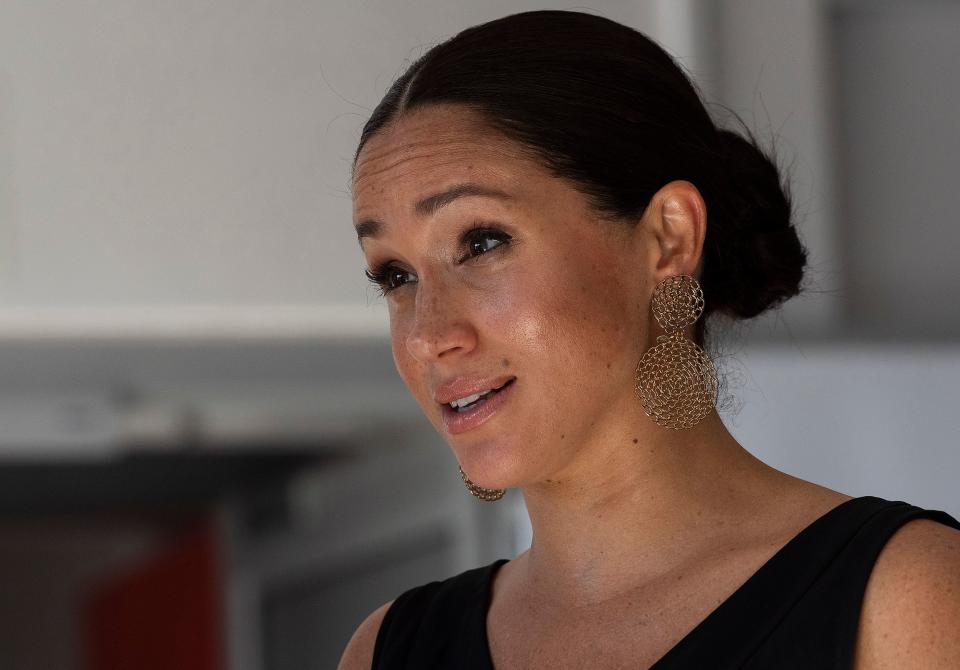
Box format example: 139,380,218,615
339,10,960,669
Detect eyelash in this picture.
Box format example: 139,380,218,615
364,224,512,297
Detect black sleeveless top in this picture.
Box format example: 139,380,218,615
371,495,960,669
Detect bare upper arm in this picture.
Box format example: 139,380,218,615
336,599,395,670
853,518,960,669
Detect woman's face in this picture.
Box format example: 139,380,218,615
351,104,655,488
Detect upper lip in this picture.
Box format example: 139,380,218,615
433,375,516,405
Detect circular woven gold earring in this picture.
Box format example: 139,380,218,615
458,464,505,501
634,275,719,430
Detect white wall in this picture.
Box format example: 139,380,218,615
711,0,842,338
0,1,681,338
829,1,960,337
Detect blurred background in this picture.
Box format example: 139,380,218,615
0,1,957,668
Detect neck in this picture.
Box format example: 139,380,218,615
516,409,788,608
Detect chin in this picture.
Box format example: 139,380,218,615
456,442,523,486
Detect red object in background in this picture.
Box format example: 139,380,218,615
82,516,225,670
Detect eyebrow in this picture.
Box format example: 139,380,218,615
354,183,513,244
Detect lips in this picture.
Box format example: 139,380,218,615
447,378,513,409
440,377,516,435
434,375,517,406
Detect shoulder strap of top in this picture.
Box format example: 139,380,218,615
371,559,505,670
674,495,960,670
778,496,960,670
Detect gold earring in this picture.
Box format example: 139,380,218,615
634,275,718,430
458,464,505,501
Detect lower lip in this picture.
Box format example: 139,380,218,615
441,379,516,435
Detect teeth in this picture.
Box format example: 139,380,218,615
449,388,493,409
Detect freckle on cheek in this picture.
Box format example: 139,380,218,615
501,358,510,368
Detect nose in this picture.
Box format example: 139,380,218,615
405,282,477,363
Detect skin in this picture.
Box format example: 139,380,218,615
343,102,960,669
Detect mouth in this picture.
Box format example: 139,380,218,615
445,378,515,411
440,377,516,435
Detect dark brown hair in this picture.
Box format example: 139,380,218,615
353,9,807,350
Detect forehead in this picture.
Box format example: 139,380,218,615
351,105,543,218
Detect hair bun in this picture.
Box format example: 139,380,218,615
706,128,808,320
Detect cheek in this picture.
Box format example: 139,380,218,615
484,253,638,381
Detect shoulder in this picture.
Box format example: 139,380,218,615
854,516,960,669
336,599,395,670
336,560,505,669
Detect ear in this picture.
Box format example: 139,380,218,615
642,180,707,281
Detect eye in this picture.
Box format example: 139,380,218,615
363,223,512,297
460,225,512,262
364,263,412,297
